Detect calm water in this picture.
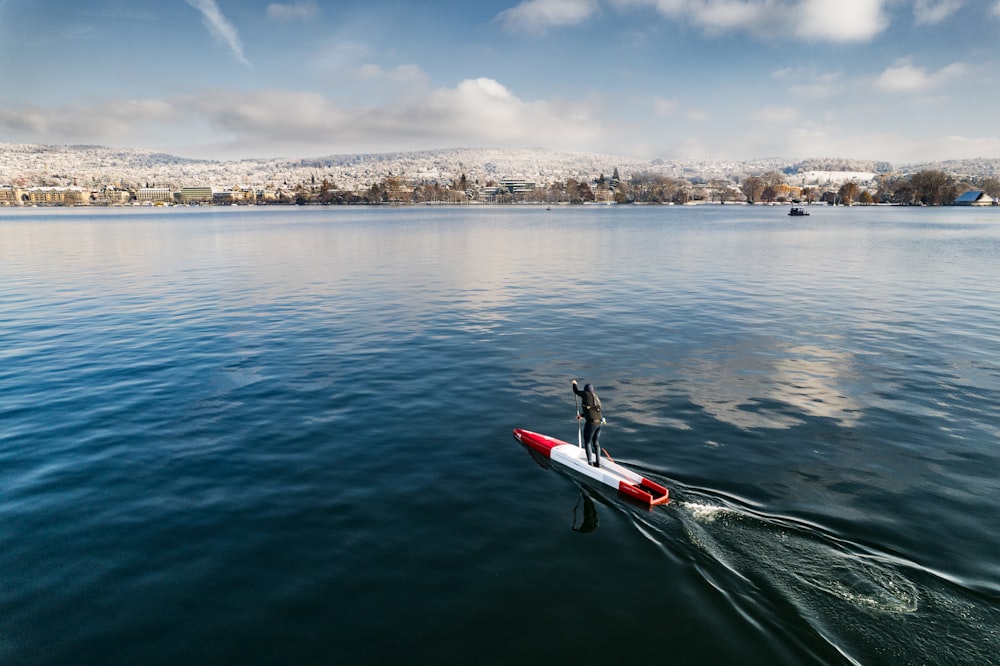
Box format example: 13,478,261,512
2,205,999,665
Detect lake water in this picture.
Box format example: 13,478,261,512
2,204,999,665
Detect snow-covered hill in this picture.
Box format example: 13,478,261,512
2,143,997,190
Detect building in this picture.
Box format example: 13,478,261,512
24,187,89,205
234,187,256,203
499,178,535,194
1,185,21,205
136,187,173,203
96,187,132,205
953,190,996,206
212,189,235,204
593,186,615,203
178,186,213,204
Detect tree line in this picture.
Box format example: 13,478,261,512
217,169,1000,206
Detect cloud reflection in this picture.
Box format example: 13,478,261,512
683,339,862,430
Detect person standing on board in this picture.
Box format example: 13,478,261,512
572,380,603,468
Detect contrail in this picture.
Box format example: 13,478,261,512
185,0,252,68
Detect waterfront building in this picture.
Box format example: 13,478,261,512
499,178,535,194
179,186,213,204
953,190,997,206
212,189,234,204
136,187,173,203
24,186,88,205
235,187,256,203
593,186,615,203
0,185,20,205
97,187,132,205
775,183,802,200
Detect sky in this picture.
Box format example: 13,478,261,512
0,0,998,163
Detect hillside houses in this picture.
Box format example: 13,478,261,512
2,144,999,207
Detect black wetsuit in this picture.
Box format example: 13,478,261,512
573,383,603,466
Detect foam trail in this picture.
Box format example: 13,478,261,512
624,486,1000,664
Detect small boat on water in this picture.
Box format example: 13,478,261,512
789,207,810,216
513,428,669,506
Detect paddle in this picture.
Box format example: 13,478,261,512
575,392,583,449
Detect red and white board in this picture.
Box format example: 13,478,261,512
513,428,669,507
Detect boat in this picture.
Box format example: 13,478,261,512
512,428,669,506
788,206,810,216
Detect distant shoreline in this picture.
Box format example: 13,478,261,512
4,200,995,210
3,144,998,207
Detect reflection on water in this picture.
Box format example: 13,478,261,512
682,337,863,430
2,206,998,665
571,491,599,533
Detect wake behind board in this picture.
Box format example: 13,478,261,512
513,428,669,507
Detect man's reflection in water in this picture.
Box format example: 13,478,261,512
572,491,599,533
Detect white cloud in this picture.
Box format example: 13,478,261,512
695,122,915,164
696,0,770,32
354,63,429,85
0,98,182,142
913,0,962,24
775,66,845,99
610,0,890,42
185,0,251,67
496,0,600,34
653,96,678,114
796,0,890,42
310,41,377,73
753,105,799,123
994,0,1000,16
407,78,602,146
876,64,932,91
267,1,322,22
315,77,593,150
934,134,1000,158
0,78,596,156
188,89,348,140
875,60,967,92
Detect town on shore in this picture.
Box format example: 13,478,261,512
2,144,998,208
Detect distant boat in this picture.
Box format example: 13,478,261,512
789,207,809,216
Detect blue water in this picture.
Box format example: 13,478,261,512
2,205,998,665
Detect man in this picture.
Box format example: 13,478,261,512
572,380,603,467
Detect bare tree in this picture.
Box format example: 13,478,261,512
981,177,1000,198
909,169,952,205
838,181,860,206
740,175,765,203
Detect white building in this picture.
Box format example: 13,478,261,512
136,188,173,203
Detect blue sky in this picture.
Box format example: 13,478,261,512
1,0,997,162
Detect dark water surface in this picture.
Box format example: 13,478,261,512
2,205,999,665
